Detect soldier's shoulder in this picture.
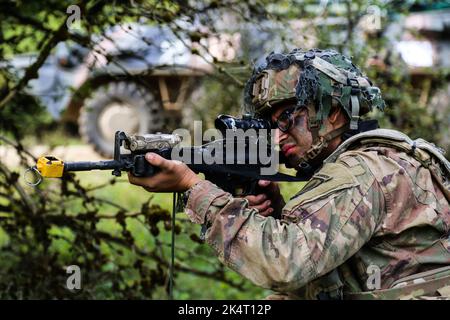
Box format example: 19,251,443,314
284,157,369,211
335,144,417,182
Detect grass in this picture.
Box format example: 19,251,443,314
74,170,305,213
22,125,83,149
0,168,306,299
65,170,306,299
1,124,307,298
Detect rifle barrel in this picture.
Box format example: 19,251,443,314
64,160,122,172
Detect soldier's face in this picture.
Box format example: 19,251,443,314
270,101,314,169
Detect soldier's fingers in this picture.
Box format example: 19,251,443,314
263,181,280,196
128,172,142,186
245,194,267,205
258,180,271,187
145,153,173,170
244,195,255,205
144,186,155,193
128,171,158,190
258,180,280,195
251,200,271,212
258,208,274,217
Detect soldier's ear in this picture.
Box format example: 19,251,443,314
328,104,342,124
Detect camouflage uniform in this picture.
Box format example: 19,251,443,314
183,49,450,299
184,130,450,299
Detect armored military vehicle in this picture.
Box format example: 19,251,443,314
8,24,212,156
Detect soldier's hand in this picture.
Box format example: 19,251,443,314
245,180,285,217
128,152,201,192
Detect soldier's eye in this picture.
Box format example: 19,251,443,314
274,107,296,132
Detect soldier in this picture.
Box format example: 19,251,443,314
128,48,450,300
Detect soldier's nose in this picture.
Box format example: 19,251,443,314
274,129,288,144
274,129,281,144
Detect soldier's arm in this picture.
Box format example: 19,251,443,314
184,154,385,292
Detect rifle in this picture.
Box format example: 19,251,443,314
27,114,308,299
29,114,306,196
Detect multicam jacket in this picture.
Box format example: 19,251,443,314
184,129,450,299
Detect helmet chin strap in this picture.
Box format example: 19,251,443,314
296,123,349,170
297,104,349,170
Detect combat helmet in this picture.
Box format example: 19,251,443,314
244,48,385,165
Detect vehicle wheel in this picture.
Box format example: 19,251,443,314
79,81,164,157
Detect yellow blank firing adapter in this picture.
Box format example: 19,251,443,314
36,156,65,178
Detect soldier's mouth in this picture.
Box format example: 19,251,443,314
282,144,297,156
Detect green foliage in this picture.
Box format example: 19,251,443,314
0,0,449,300
0,158,270,299
0,0,288,299
188,69,250,129
0,94,52,139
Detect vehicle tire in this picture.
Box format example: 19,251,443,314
79,81,164,157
